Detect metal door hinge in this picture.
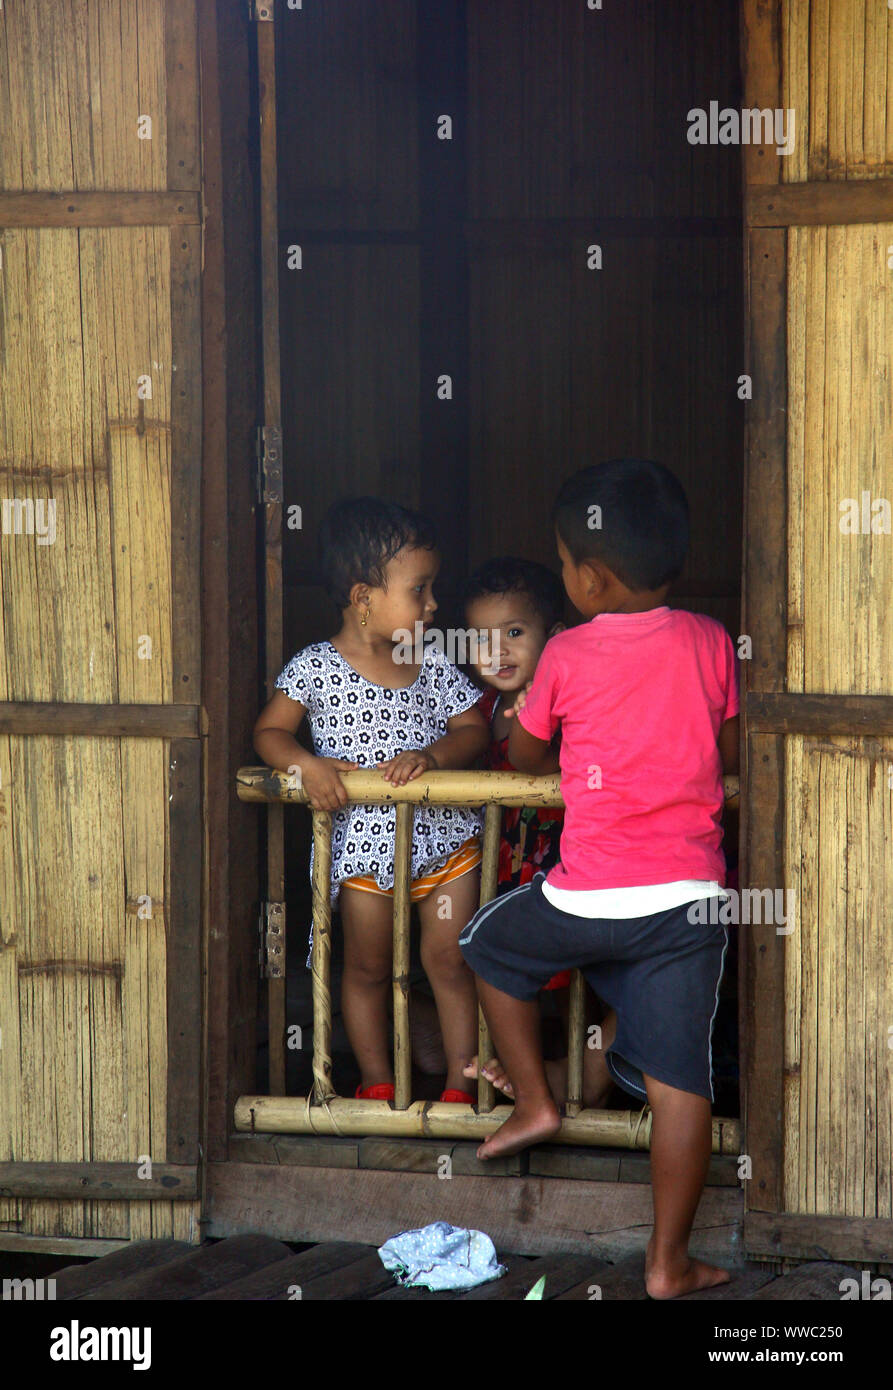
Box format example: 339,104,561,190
255,425,283,505
250,1,275,21
258,901,285,978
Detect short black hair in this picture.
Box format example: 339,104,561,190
553,459,689,590
463,556,565,630
319,496,437,610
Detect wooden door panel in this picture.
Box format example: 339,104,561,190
741,0,893,1263
0,0,202,1244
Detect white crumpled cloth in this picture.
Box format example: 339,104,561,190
377,1220,507,1292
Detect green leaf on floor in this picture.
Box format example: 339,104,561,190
524,1275,546,1300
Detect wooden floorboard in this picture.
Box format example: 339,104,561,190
195,1242,370,1300
746,1261,862,1301
74,1235,293,1301
47,1235,866,1302
54,1240,192,1299
295,1251,397,1301
555,1255,649,1300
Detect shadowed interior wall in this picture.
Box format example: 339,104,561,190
276,0,743,653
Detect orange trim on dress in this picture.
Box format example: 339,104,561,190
343,837,482,903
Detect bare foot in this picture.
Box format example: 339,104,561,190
476,1099,560,1159
644,1238,730,1299
463,1054,514,1098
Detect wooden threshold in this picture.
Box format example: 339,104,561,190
227,1132,742,1186
206,1160,744,1260
746,692,893,736
0,1234,132,1258
0,702,202,737
0,1162,198,1200
0,191,202,226
746,1212,893,1264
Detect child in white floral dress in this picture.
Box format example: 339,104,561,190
254,497,489,1102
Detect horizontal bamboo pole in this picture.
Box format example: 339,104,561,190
234,1095,741,1155
236,766,740,809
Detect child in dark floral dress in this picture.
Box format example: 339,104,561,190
466,558,566,905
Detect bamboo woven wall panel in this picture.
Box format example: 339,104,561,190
784,734,893,1219
0,0,168,192
0,227,174,703
786,224,893,695
0,735,178,1239
783,0,893,183
0,0,200,1245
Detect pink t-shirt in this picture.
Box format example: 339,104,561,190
518,607,739,890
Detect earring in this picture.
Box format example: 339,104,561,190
361,609,369,627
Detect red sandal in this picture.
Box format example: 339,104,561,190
355,1082,395,1101
439,1088,476,1105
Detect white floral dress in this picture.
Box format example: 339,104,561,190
275,641,484,904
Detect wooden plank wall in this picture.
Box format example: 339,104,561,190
277,1,422,647
276,0,742,652
780,2,893,1225
0,0,202,1244
467,0,743,637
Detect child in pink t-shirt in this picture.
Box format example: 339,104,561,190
460,458,739,1300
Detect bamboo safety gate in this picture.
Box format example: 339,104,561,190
235,769,742,1154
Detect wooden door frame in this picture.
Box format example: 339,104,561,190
199,0,263,1181
739,0,893,1264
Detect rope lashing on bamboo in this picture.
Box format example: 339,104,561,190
302,1088,350,1137
627,1106,652,1149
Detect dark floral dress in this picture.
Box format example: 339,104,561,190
479,688,569,990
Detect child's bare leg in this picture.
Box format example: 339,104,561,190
582,1006,616,1107
339,886,395,1090
408,988,447,1074
474,978,560,1158
642,1072,730,1299
418,870,481,1091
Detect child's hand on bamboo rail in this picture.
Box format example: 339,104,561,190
376,748,438,787
300,755,360,810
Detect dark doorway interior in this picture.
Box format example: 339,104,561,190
257,0,744,1117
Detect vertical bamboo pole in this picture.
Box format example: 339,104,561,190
310,811,335,1102
565,969,586,1117
392,804,413,1110
475,803,502,1113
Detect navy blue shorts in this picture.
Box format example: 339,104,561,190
459,874,728,1102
